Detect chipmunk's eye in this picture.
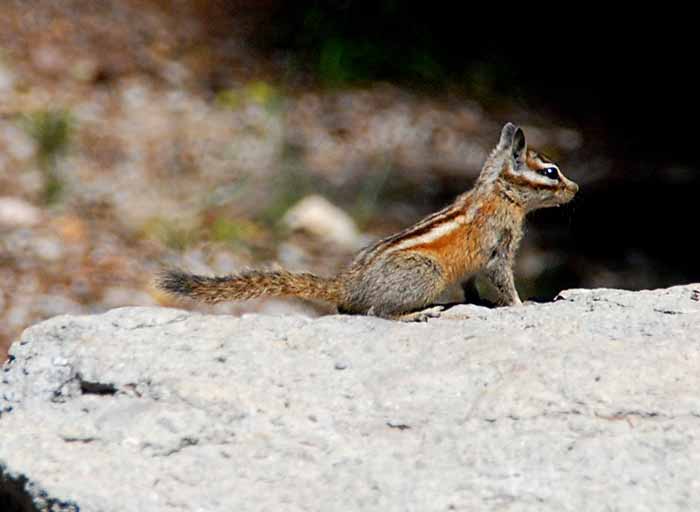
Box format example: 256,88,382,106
539,167,559,180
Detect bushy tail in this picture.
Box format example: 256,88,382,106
156,268,343,305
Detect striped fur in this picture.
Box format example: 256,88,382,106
354,202,468,262
156,122,578,318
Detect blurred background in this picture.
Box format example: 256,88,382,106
0,1,697,358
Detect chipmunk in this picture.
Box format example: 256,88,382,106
157,122,578,319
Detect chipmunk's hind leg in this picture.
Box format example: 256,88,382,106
343,253,445,319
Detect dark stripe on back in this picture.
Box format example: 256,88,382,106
364,204,465,259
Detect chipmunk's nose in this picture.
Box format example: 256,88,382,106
562,176,578,195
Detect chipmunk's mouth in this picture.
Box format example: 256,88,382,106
564,180,579,195
554,188,577,206
556,181,578,205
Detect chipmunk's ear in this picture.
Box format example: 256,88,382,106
498,123,517,148
511,127,526,162
498,122,527,162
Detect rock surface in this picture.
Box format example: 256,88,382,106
1,284,700,511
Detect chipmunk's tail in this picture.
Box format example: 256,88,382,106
156,268,343,305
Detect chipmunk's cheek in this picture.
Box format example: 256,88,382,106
554,192,570,205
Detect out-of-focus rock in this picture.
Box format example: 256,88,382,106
31,45,68,76
282,194,362,250
0,197,42,228
0,61,14,94
0,124,36,161
31,235,65,262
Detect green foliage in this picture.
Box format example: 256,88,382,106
258,142,315,227
145,212,265,252
23,110,73,162
21,109,74,205
315,38,445,86
268,3,455,88
209,217,261,246
266,3,522,98
143,218,198,252
216,81,284,112
317,37,377,85
349,165,392,228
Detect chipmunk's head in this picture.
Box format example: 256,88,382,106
480,123,578,211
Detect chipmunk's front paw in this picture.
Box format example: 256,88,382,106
399,305,445,322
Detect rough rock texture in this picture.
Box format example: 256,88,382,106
1,284,700,511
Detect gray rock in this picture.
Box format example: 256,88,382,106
1,284,700,512
0,197,42,228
